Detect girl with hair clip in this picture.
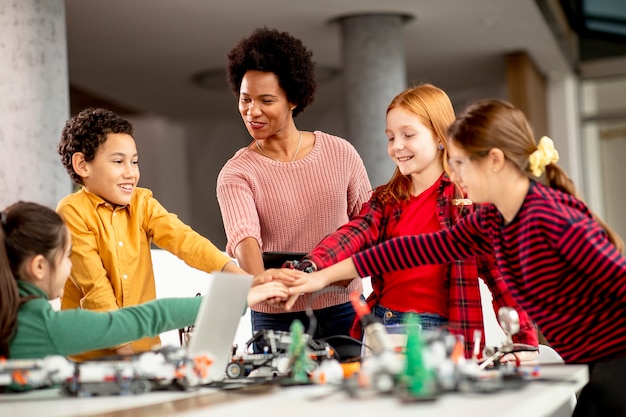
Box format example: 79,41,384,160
0,202,289,362
284,99,626,416
285,84,537,358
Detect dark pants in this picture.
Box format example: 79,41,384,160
573,355,626,417
250,301,356,351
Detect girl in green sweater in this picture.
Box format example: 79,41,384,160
0,201,290,360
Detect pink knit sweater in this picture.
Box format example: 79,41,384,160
217,131,372,312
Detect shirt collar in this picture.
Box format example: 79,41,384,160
80,187,134,215
16,280,48,299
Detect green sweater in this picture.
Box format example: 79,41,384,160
9,280,201,359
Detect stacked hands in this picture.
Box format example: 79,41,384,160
251,264,339,311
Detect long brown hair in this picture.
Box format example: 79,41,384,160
0,202,68,357
374,83,456,205
448,99,624,253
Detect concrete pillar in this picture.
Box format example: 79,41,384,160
337,14,411,187
0,0,71,210
547,73,583,192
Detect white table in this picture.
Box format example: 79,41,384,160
0,364,587,417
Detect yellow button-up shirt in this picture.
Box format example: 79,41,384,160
57,187,232,360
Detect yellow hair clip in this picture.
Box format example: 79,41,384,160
528,136,559,177
452,198,472,206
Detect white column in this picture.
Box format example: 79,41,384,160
547,73,584,193
0,0,71,210
580,82,605,216
337,14,411,187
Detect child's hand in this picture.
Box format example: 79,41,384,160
282,293,302,311
282,259,360,310
247,281,290,306
283,271,329,311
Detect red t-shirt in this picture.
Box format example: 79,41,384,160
378,179,448,316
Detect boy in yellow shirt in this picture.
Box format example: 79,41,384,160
57,108,254,360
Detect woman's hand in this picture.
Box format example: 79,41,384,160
252,268,300,287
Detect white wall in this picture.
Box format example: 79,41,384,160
580,76,626,240
128,115,193,224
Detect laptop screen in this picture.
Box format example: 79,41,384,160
186,272,253,382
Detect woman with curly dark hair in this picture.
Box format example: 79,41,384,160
217,27,372,345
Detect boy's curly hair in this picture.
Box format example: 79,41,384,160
226,27,317,117
58,108,134,185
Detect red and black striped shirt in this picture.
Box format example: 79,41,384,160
353,181,626,363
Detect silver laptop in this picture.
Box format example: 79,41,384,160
186,271,253,382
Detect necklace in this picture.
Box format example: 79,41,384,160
256,131,303,163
